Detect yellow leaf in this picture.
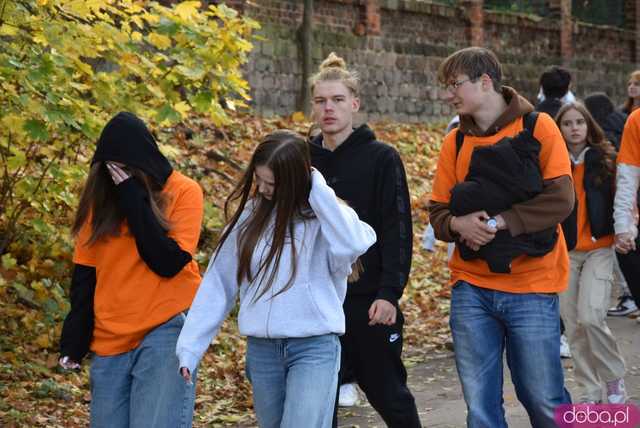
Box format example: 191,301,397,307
35,333,50,349
174,1,201,20
0,25,18,36
131,31,143,42
174,101,191,116
2,114,25,131
291,111,306,123
148,32,172,50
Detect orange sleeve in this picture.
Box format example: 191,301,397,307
72,219,97,267
532,113,572,180
430,130,458,203
618,109,640,166
167,179,204,256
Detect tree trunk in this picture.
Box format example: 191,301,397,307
297,0,313,116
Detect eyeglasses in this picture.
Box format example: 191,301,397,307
444,77,478,92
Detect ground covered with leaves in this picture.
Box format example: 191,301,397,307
0,113,452,427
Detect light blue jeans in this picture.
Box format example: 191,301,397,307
246,334,340,428
90,312,196,428
450,281,571,428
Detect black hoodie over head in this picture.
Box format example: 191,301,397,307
91,112,173,186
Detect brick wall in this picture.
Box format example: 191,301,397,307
228,0,638,122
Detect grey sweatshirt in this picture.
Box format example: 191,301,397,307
176,170,376,374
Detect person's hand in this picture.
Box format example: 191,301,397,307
106,161,131,185
180,367,193,385
450,211,497,250
493,214,507,231
59,356,80,370
615,232,636,254
368,299,397,326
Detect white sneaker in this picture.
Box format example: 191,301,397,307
338,383,359,407
606,378,627,404
560,334,572,359
607,295,638,316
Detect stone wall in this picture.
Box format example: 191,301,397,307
225,0,638,123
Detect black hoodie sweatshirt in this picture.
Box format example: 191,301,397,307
60,112,191,362
309,125,412,304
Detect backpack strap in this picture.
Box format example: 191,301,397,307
523,111,539,133
455,128,464,157
454,111,540,159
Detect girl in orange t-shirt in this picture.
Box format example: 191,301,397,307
621,70,640,115
58,112,204,428
556,102,627,404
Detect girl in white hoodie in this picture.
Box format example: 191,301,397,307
176,130,376,428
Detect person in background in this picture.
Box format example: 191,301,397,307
309,52,421,428
620,70,640,115
614,103,640,323
556,102,627,404
536,65,575,118
583,92,638,317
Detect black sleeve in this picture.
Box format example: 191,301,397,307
115,177,192,278
376,149,413,303
60,264,96,362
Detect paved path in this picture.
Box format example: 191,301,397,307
338,315,640,427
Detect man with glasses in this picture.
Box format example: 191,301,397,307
428,47,574,427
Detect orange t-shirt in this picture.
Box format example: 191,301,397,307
73,171,204,356
618,108,640,167
572,163,614,251
430,113,572,293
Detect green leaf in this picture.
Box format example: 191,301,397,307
1,254,17,270
155,103,181,123
7,151,27,169
192,90,213,112
23,119,49,141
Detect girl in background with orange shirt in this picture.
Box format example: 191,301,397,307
621,70,640,115
555,103,627,404
59,112,204,428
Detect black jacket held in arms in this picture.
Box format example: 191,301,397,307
60,112,192,362
561,148,615,251
450,128,557,273
309,125,413,304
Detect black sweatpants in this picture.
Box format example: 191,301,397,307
617,249,640,307
332,294,421,428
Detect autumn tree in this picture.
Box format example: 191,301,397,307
0,0,257,313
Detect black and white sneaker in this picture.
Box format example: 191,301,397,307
607,295,638,317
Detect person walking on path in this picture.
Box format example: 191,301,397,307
176,130,376,428
428,47,573,428
59,112,204,428
613,106,640,317
583,93,638,317
308,52,422,428
556,102,628,403
621,70,640,115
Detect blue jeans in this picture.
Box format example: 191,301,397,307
450,281,571,428
246,334,340,428
90,312,196,428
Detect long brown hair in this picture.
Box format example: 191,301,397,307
215,130,314,301
72,162,170,244
622,70,640,114
555,102,616,184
